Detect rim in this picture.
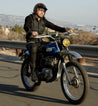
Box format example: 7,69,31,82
63,65,85,100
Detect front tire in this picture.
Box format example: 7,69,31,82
61,61,89,104
21,59,41,91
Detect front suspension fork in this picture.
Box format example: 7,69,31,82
62,62,72,85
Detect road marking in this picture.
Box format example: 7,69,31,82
87,72,98,76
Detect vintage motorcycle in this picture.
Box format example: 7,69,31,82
20,32,89,104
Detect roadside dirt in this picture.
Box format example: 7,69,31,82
0,49,16,56
82,57,98,66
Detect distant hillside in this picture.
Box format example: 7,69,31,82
0,14,95,31
0,14,74,27
0,14,24,27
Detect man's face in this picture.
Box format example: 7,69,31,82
37,8,46,18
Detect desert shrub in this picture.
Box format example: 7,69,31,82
68,31,98,45
7,31,26,41
12,24,25,34
0,30,98,45
0,31,26,41
0,25,2,29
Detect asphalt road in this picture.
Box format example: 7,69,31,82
0,54,98,106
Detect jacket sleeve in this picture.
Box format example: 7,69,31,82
45,18,67,32
24,15,32,33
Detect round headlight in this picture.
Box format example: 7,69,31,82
63,38,70,47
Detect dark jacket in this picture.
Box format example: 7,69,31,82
24,13,66,41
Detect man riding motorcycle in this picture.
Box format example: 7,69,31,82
24,3,72,82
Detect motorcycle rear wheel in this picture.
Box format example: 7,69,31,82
21,59,41,91
61,61,89,104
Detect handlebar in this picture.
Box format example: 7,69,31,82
34,35,51,38
34,34,55,40
31,32,79,40
58,32,79,36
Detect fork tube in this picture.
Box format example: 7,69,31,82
66,47,72,62
62,62,72,84
73,67,79,78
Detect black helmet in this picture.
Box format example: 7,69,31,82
33,3,48,13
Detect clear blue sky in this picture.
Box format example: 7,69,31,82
0,0,98,26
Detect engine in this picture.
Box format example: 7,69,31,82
40,56,58,82
43,56,58,67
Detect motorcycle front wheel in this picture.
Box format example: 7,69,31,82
21,59,41,91
61,61,89,104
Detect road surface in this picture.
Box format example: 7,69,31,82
0,54,98,106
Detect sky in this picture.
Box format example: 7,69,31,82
0,0,98,26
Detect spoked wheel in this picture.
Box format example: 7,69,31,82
21,59,41,91
61,61,89,104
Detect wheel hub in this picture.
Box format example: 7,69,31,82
72,77,80,88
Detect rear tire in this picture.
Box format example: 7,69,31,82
21,59,41,91
61,61,89,104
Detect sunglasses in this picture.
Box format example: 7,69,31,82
38,8,46,12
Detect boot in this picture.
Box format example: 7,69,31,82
31,70,38,83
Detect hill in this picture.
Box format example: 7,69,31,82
0,14,96,32
0,14,73,27
0,14,24,27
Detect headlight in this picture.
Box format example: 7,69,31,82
63,38,70,47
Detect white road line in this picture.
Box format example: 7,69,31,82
87,72,98,76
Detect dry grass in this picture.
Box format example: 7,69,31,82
0,31,26,41
0,30,98,45
0,49,16,56
68,31,98,45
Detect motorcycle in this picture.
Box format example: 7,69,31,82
20,32,89,104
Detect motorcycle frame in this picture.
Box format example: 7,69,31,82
24,34,83,84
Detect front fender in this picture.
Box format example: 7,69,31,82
67,51,82,59
56,51,82,79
